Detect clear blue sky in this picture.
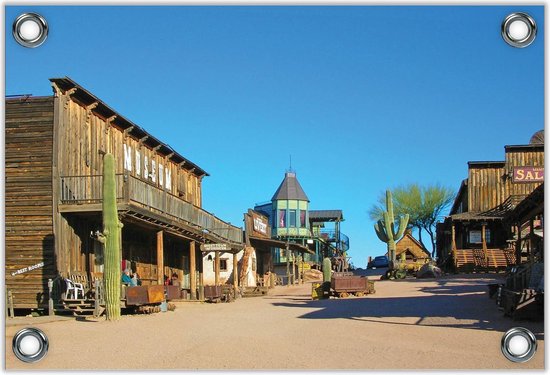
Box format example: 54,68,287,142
6,6,544,266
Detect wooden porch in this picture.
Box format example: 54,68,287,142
58,174,243,246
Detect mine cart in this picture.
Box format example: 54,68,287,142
330,272,375,298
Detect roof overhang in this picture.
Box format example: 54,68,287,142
248,236,314,254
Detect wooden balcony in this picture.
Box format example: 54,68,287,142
59,174,243,245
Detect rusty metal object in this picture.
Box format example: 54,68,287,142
204,285,222,301
125,286,149,305
148,285,165,303
165,285,181,300
331,274,375,297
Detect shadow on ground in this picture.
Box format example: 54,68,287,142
271,278,544,339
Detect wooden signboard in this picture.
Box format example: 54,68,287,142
512,166,544,183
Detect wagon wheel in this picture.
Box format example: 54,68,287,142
339,292,349,298
355,291,365,297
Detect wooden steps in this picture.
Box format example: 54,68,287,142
455,248,516,272
56,298,103,316
242,286,269,298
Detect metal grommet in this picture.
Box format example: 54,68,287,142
501,327,537,363
12,13,48,48
501,13,537,48
12,328,49,363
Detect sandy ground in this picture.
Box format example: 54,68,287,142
5,273,544,370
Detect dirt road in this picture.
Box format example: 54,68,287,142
5,274,544,370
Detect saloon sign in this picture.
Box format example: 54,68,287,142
512,167,544,183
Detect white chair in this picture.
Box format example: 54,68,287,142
65,278,85,299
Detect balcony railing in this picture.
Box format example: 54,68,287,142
60,174,242,244
313,229,350,251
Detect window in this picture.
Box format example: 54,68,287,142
278,210,286,227
469,229,491,244
300,210,306,228
220,259,228,272
289,209,297,227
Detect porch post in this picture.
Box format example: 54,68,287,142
156,231,164,285
481,224,488,269
529,219,535,264
190,241,197,300
233,252,238,293
451,222,457,267
291,251,296,285
515,224,522,265
215,251,220,286
285,242,290,286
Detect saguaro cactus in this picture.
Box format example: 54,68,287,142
97,153,123,321
374,190,409,268
322,257,332,296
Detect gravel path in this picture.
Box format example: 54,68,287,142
5,274,544,370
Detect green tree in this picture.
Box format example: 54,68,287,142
369,183,454,257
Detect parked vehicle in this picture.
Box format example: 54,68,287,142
368,256,389,269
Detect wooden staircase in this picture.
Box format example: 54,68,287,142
454,248,516,272
56,298,105,317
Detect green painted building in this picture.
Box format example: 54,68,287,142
255,171,349,268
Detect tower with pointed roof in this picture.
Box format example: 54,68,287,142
271,171,310,237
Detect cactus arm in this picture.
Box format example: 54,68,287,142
394,214,410,241
374,221,388,242
383,212,394,242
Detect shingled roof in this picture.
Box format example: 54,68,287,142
271,172,309,201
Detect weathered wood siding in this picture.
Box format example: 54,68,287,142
467,164,506,213
54,88,203,208
467,146,544,213
5,97,55,308
395,232,430,260
505,146,544,197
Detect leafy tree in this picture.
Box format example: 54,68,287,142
369,183,455,257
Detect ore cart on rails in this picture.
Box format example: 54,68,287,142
330,272,375,298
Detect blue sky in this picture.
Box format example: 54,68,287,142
5,6,544,266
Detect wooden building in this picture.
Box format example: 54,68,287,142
395,229,431,264
436,136,544,272
253,171,349,278
6,77,244,310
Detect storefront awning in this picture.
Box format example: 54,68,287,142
248,236,314,254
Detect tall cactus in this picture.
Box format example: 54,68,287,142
374,190,409,268
322,257,332,283
97,153,123,321
322,257,332,297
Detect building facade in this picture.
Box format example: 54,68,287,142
254,171,349,276
5,77,244,310
436,134,544,272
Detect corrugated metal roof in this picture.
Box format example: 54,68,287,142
271,172,309,201
309,210,344,222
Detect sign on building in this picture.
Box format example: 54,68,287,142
513,166,544,183
203,243,231,251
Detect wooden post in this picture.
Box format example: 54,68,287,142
48,279,54,316
8,290,14,318
198,271,204,300
215,251,220,286
189,241,196,300
156,231,164,285
529,219,535,264
451,222,457,267
285,247,290,286
291,251,296,285
233,252,238,294
481,224,488,269
300,254,304,284
515,224,522,265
